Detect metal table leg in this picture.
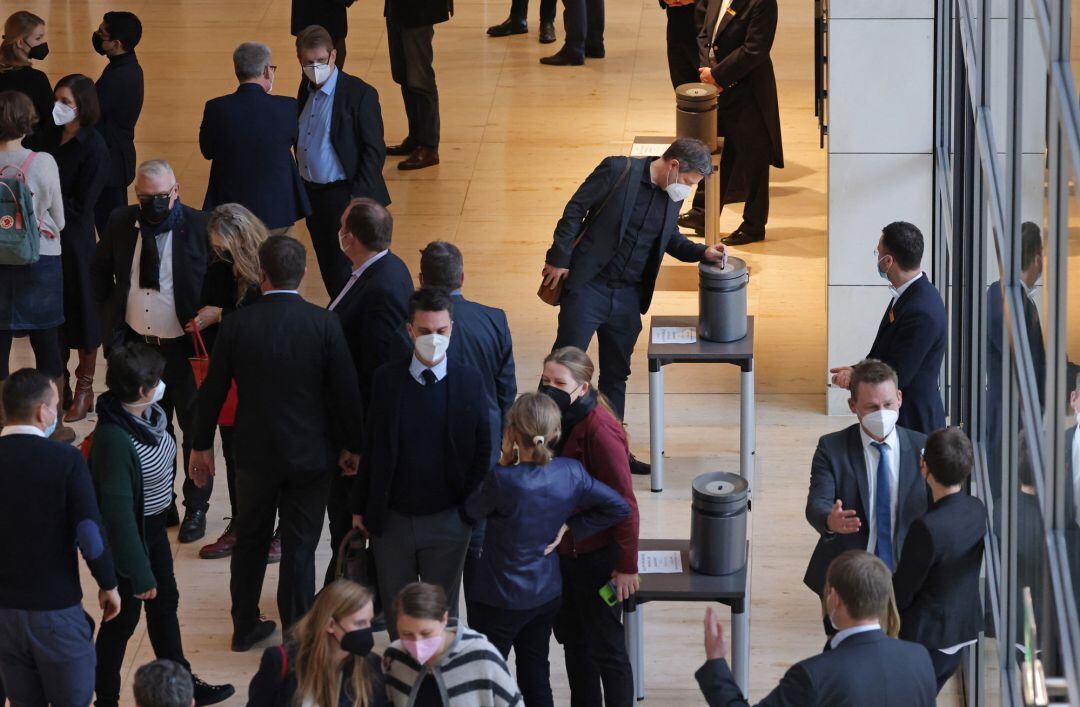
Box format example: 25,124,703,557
730,602,750,694
624,601,645,700
740,364,755,493
649,360,664,493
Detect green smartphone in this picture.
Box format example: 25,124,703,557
599,580,618,607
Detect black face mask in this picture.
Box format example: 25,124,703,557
27,42,49,61
539,384,574,413
337,626,374,657
138,194,172,225
215,249,233,264
92,32,106,55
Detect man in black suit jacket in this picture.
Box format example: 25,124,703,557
543,138,726,420
325,198,413,584
686,0,783,247
350,288,492,639
698,550,936,706
91,159,212,541
92,11,144,236
831,222,946,435
292,0,354,69
295,25,389,299
805,359,929,630
200,43,310,234
893,427,986,692
188,236,363,651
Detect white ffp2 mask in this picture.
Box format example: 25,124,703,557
415,333,450,363
861,408,899,439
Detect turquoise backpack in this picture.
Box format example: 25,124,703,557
0,152,41,266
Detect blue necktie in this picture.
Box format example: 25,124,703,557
870,441,894,570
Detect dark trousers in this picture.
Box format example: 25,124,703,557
124,329,208,512
221,425,238,518
325,470,353,587
0,604,95,707
553,279,643,420
469,597,562,707
0,328,62,379
931,647,964,693
561,0,605,60
510,0,557,23
231,465,332,635
666,4,701,89
553,544,633,707
718,104,771,237
334,35,347,70
386,18,440,150
303,180,353,299
94,511,190,707
94,184,128,238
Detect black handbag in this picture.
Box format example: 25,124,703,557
335,528,382,614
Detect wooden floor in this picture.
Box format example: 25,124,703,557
11,0,960,704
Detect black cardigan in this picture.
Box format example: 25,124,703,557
246,644,387,707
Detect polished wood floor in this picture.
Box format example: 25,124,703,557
11,0,959,704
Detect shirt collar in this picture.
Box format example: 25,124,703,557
409,353,448,384
449,289,463,297
317,67,340,96
641,157,659,187
351,249,388,279
0,424,46,438
859,424,899,452
889,271,923,300
830,622,881,650
264,289,300,296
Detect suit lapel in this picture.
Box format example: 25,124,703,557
330,75,344,145
616,158,645,247
895,428,920,539
846,425,871,521
712,0,747,42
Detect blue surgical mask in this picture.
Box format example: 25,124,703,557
874,250,890,280
43,409,57,438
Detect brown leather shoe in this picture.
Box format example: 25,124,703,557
386,140,415,157
398,146,440,171
64,351,96,422
50,376,76,444
199,521,237,559
267,529,282,564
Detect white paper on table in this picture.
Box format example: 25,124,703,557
630,142,668,157
637,550,684,574
651,326,697,345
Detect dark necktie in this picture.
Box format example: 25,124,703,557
870,441,894,570
421,369,437,386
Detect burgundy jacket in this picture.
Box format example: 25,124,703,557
558,405,640,574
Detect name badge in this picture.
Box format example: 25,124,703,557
726,7,737,15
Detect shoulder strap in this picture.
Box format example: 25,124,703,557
18,151,36,174
569,157,634,251
278,644,288,681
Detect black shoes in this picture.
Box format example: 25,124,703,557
722,230,765,246
540,50,584,66
231,618,277,653
192,676,235,706
487,17,528,36
386,141,415,157
539,22,556,44
178,509,206,543
585,44,605,59
678,207,705,233
629,453,651,476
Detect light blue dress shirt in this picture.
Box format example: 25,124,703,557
409,354,448,384
297,68,347,184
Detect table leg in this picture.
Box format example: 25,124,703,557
649,361,664,493
730,602,749,695
740,364,755,494
623,601,645,701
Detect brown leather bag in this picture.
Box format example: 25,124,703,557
538,159,633,306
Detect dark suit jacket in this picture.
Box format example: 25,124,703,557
384,0,452,27
331,251,413,406
200,84,310,229
546,156,707,313
94,52,144,189
291,0,354,39
803,423,929,595
91,204,209,352
698,0,783,168
296,71,390,205
866,275,947,435
350,358,493,536
448,293,516,460
987,280,1046,418
191,292,363,473
893,492,986,650
695,630,936,706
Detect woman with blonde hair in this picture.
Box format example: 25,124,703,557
0,11,53,150
463,393,629,706
247,579,387,707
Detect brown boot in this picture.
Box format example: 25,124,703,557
50,377,76,444
64,350,96,422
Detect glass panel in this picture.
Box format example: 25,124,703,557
981,634,1005,706
985,203,1007,510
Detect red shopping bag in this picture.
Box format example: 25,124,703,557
189,324,238,426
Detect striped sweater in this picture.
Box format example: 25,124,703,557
383,621,522,707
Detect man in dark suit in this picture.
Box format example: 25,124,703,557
683,0,782,247
291,0,354,69
805,359,929,633
325,198,413,584
295,25,390,299
893,427,986,692
92,11,144,236
200,42,310,235
543,138,725,421
91,159,212,542
384,0,452,170
830,222,946,435
188,236,363,651
663,0,706,88
350,288,492,639
697,550,936,706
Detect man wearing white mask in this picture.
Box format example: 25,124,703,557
350,287,493,639
804,358,930,636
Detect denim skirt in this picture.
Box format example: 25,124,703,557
0,254,64,330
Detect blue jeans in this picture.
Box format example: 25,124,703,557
553,279,643,420
0,604,96,707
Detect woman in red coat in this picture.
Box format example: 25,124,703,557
540,346,640,707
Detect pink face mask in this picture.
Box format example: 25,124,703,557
401,635,443,665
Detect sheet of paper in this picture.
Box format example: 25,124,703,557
638,551,684,574
651,326,697,345
630,142,669,157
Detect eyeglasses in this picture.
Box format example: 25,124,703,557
268,65,277,72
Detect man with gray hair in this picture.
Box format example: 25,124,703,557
199,41,309,235
133,660,195,707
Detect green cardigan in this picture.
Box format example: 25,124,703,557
89,423,155,593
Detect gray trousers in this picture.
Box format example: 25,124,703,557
386,18,440,149
0,604,95,707
373,507,471,639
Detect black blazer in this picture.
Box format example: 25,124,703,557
247,644,386,707
191,292,364,473
893,493,986,650
331,251,413,406
296,71,390,205
803,423,929,595
698,0,783,168
546,156,707,313
384,0,452,27
350,358,493,536
866,275,947,435
91,204,210,353
94,52,144,189
200,84,310,229
291,0,354,39
695,629,936,706
448,293,516,459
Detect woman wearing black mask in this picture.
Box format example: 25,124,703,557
0,11,55,150
247,579,387,707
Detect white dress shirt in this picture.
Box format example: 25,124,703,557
0,425,45,438
830,622,881,650
889,271,923,300
710,0,736,48
859,425,900,553
125,229,185,339
328,250,389,311
409,354,448,385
